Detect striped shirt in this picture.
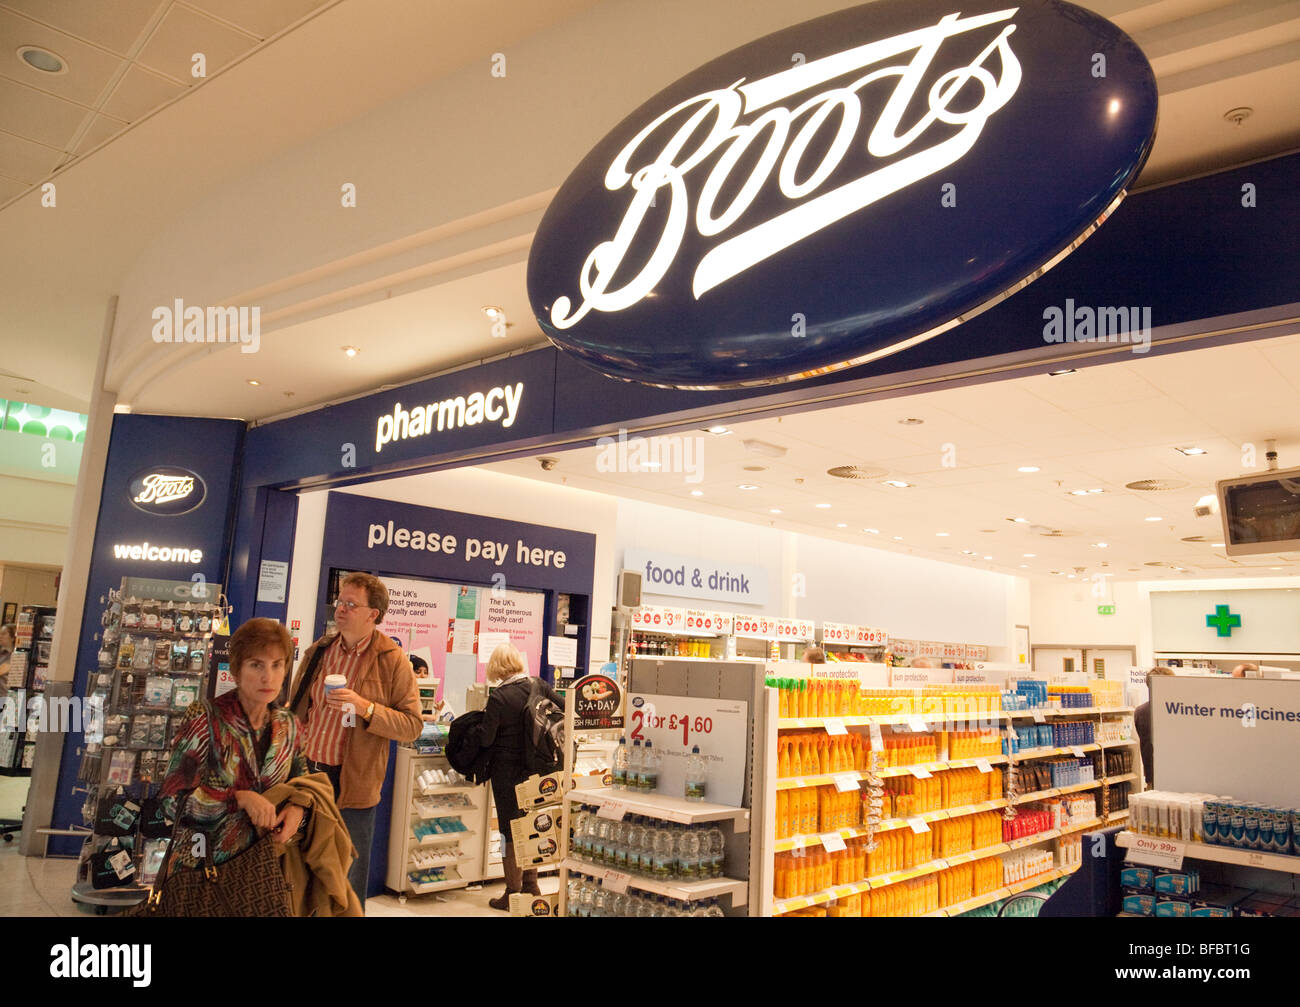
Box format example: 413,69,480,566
304,631,373,765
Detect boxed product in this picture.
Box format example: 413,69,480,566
513,833,561,867
1122,891,1155,916
515,771,567,808
509,805,561,848
1154,867,1200,896
1120,865,1154,891
509,892,559,917
1190,886,1252,918
1154,896,1191,918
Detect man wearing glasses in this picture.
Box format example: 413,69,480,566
289,572,422,906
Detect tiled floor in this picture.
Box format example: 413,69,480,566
0,836,550,917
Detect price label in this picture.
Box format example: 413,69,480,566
907,715,929,733
790,837,805,852
1126,836,1185,869
868,723,884,749
1069,745,1086,758
596,800,628,822
909,766,933,779
833,773,861,793
907,816,931,834
602,870,631,894
1248,852,1266,866
975,758,993,774
1033,710,1047,724
821,832,848,853
824,717,848,736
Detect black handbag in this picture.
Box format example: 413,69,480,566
89,838,137,889
94,790,141,838
124,709,291,918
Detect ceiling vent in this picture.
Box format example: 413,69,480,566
742,465,767,472
1181,535,1207,542
1126,478,1191,491
827,465,889,480
1144,561,1167,567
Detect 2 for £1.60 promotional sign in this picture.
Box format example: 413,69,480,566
628,694,748,806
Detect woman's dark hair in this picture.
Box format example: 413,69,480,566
228,618,294,683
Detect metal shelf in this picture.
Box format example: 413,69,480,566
409,830,475,847
1105,773,1138,784
1115,832,1300,874
1100,739,1138,747
1016,780,1102,802
564,859,748,905
1009,744,1100,761
567,788,750,832
926,864,1081,917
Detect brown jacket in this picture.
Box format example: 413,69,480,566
266,772,363,917
289,630,422,808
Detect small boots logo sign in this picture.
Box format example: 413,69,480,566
527,0,1157,388
127,467,207,516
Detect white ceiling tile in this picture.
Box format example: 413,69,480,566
185,0,325,40
0,74,92,149
136,4,255,81
2,0,165,56
0,171,26,200
0,8,126,105
100,63,184,122
70,111,125,154
0,125,61,180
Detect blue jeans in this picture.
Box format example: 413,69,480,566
341,804,377,905
310,759,375,906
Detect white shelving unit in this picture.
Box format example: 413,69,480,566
1115,831,1300,875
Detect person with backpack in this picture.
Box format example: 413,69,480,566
477,641,563,910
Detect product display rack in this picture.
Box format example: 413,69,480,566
70,578,224,908
386,746,487,898
763,685,1137,916
1115,832,1300,874
1,605,56,775
558,657,765,917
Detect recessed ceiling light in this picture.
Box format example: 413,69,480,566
1017,466,1040,473
893,535,903,541
983,555,993,560
836,522,847,528
863,528,879,534
1051,570,1064,576
1271,567,1283,571
246,379,261,386
1145,516,1162,522
689,490,703,497
1211,542,1225,548
936,532,950,537
1048,368,1076,376
481,306,504,319
738,484,759,491
883,480,911,489
815,503,832,509
1067,573,1076,578
898,418,924,426
769,508,782,514
705,425,731,436
342,345,360,357
1093,542,1108,548
961,549,975,555
1175,446,1207,456
1008,517,1028,524
18,46,66,74
1023,553,1036,558
1020,564,1029,569
1089,488,1104,494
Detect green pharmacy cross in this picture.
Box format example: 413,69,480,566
1206,605,1242,638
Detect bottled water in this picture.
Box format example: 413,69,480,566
625,817,644,875
593,819,611,865
628,739,644,791
577,883,596,918
678,826,702,880
684,745,708,801
704,825,726,879
652,824,675,879
572,810,590,858
636,817,655,875
704,898,725,918
608,891,628,917
566,879,582,916
592,888,609,918
612,737,630,790
611,820,629,871
639,740,661,791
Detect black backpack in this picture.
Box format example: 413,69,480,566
522,678,565,774
446,710,492,784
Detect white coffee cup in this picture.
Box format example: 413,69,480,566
324,673,346,697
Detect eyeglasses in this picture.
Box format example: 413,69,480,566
335,600,373,612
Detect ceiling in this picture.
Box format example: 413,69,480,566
0,0,1297,423
487,330,1300,582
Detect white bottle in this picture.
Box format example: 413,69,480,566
612,737,630,790
678,826,702,880
684,745,708,802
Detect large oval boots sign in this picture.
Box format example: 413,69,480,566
527,1,1157,388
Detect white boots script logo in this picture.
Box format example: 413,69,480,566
548,8,1022,329
133,473,195,505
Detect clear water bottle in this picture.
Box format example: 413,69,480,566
593,819,611,865
608,891,628,917
592,888,609,918
612,737,630,790
628,739,644,791
572,809,590,858
566,878,582,916
637,817,655,875
684,745,708,801
639,740,661,792
577,882,596,918
652,824,675,879
611,820,629,871
624,817,644,875
705,898,725,918
704,825,726,879
678,826,702,880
